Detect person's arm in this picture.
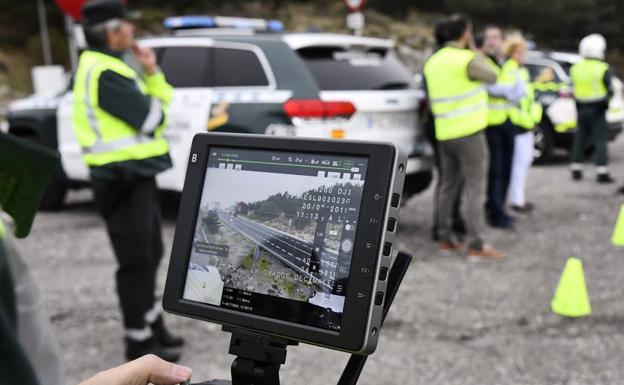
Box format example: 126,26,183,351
467,53,497,84
143,71,174,106
78,354,192,385
98,71,165,136
486,74,526,104
133,44,174,106
604,68,614,100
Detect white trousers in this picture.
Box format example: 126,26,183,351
508,131,534,206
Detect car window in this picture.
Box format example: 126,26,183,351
555,60,573,75
155,46,269,88
211,47,269,87
525,62,563,83
158,46,211,87
296,46,413,91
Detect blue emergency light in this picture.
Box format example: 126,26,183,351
163,16,284,32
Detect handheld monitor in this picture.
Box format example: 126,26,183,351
163,133,406,354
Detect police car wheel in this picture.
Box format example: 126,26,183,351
38,169,68,211
402,170,433,203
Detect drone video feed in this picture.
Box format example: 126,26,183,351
182,147,368,331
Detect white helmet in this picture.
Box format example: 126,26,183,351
579,33,607,60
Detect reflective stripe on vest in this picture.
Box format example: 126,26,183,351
429,86,486,104
571,59,609,103
489,102,514,110
84,135,155,154
84,64,102,141
423,47,488,141
72,50,170,167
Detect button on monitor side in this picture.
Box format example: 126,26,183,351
391,193,400,208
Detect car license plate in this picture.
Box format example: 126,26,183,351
365,112,416,130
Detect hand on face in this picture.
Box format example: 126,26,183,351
132,43,158,75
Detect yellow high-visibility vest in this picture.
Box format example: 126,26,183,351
570,59,609,103
72,50,173,167
423,47,488,141
503,59,541,130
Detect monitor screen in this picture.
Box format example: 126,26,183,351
182,146,368,332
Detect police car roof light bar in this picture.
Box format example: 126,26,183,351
163,16,284,32
187,251,413,385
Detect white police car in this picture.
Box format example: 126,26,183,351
7,16,432,209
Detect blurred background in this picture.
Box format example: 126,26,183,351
3,0,624,100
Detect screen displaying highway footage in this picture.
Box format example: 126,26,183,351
182,147,368,331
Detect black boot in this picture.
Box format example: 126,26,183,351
125,336,181,362
597,173,615,183
152,316,185,348
572,170,583,180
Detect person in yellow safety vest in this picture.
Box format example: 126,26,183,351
533,68,576,133
503,35,543,213
480,25,523,229
570,33,614,183
426,18,468,243
423,14,505,260
72,0,183,362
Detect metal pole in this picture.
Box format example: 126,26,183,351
65,15,79,71
37,0,53,65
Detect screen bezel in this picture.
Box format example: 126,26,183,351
163,133,396,352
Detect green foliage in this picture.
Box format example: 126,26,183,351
248,191,302,222
279,278,296,297
239,251,254,270
3,0,624,94
258,257,271,272
201,209,221,234
446,0,624,52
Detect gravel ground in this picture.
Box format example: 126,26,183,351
16,136,624,385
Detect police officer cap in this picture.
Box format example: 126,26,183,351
81,0,140,26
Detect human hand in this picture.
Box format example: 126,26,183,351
132,43,158,75
78,354,192,385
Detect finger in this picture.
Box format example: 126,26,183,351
132,43,144,56
132,354,192,385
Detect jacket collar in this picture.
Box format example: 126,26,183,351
89,47,125,60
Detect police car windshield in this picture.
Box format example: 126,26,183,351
556,60,573,75
296,46,413,91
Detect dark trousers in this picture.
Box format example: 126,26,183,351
485,121,516,226
92,176,163,330
571,104,609,167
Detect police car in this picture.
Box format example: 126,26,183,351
6,16,432,209
526,50,624,163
